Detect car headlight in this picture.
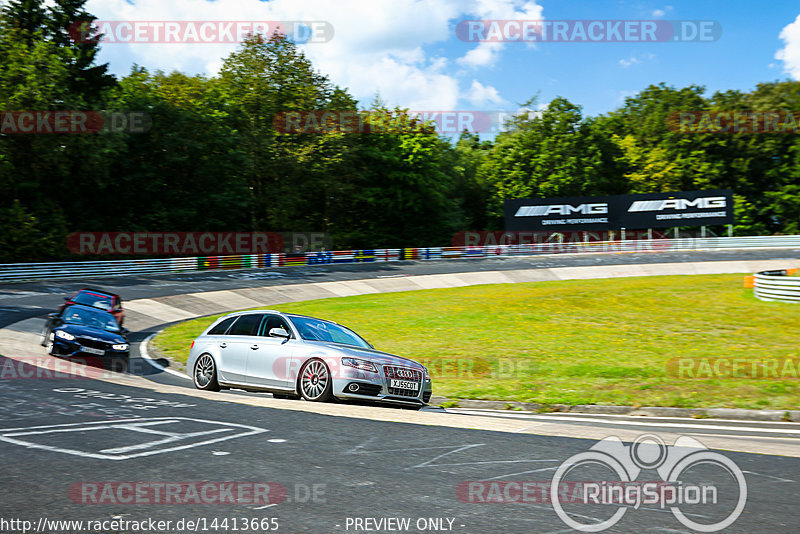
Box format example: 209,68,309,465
112,344,129,351
424,368,431,381
341,357,377,372
55,330,75,341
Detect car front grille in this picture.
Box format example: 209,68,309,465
384,365,423,397
76,337,110,350
423,391,432,403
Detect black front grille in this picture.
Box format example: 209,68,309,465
345,382,381,396
423,391,432,403
384,366,422,397
76,337,111,351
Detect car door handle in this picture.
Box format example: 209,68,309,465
250,345,259,350
219,343,227,348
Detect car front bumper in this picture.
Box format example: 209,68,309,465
52,339,129,359
331,366,432,406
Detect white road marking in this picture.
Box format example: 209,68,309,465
430,458,560,468
344,436,377,454
741,470,796,483
481,466,560,481
0,417,268,460
99,428,234,454
453,408,800,426
448,409,800,435
408,443,485,469
139,332,191,381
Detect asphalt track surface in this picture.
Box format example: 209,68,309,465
1,249,800,533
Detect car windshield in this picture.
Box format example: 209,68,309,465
289,316,371,349
71,291,113,311
63,306,120,332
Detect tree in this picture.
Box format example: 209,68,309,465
482,97,613,224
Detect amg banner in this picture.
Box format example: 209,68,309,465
505,190,734,231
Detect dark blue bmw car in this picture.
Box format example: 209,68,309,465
41,304,130,358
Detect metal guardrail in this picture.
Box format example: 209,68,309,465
1,235,799,283
754,269,800,302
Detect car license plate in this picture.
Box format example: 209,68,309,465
82,347,105,355
390,379,419,391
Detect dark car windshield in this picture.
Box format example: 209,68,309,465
289,316,371,349
62,305,120,332
71,291,114,311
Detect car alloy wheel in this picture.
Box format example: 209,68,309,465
194,353,220,391
299,359,334,402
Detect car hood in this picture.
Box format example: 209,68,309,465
310,342,426,371
57,324,126,343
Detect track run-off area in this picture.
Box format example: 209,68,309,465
1,249,799,533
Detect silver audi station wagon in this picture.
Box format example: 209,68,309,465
187,311,432,408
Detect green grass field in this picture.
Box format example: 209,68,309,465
153,274,800,410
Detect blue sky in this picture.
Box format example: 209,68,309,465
85,0,800,120
478,0,800,115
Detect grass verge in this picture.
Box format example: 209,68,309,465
153,274,800,410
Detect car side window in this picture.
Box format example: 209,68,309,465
258,315,293,338
207,316,238,335
226,314,264,336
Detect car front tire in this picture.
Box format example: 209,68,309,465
44,332,56,355
193,353,221,392
40,324,51,347
298,358,334,402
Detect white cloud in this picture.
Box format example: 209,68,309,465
652,6,672,18
776,13,800,80
466,79,505,106
618,53,654,68
85,0,543,110
457,42,504,68
456,0,544,69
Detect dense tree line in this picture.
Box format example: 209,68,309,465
1,0,799,262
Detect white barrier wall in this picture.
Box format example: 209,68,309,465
1,235,800,282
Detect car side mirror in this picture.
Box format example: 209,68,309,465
63,297,69,301
269,327,290,339
120,327,129,336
